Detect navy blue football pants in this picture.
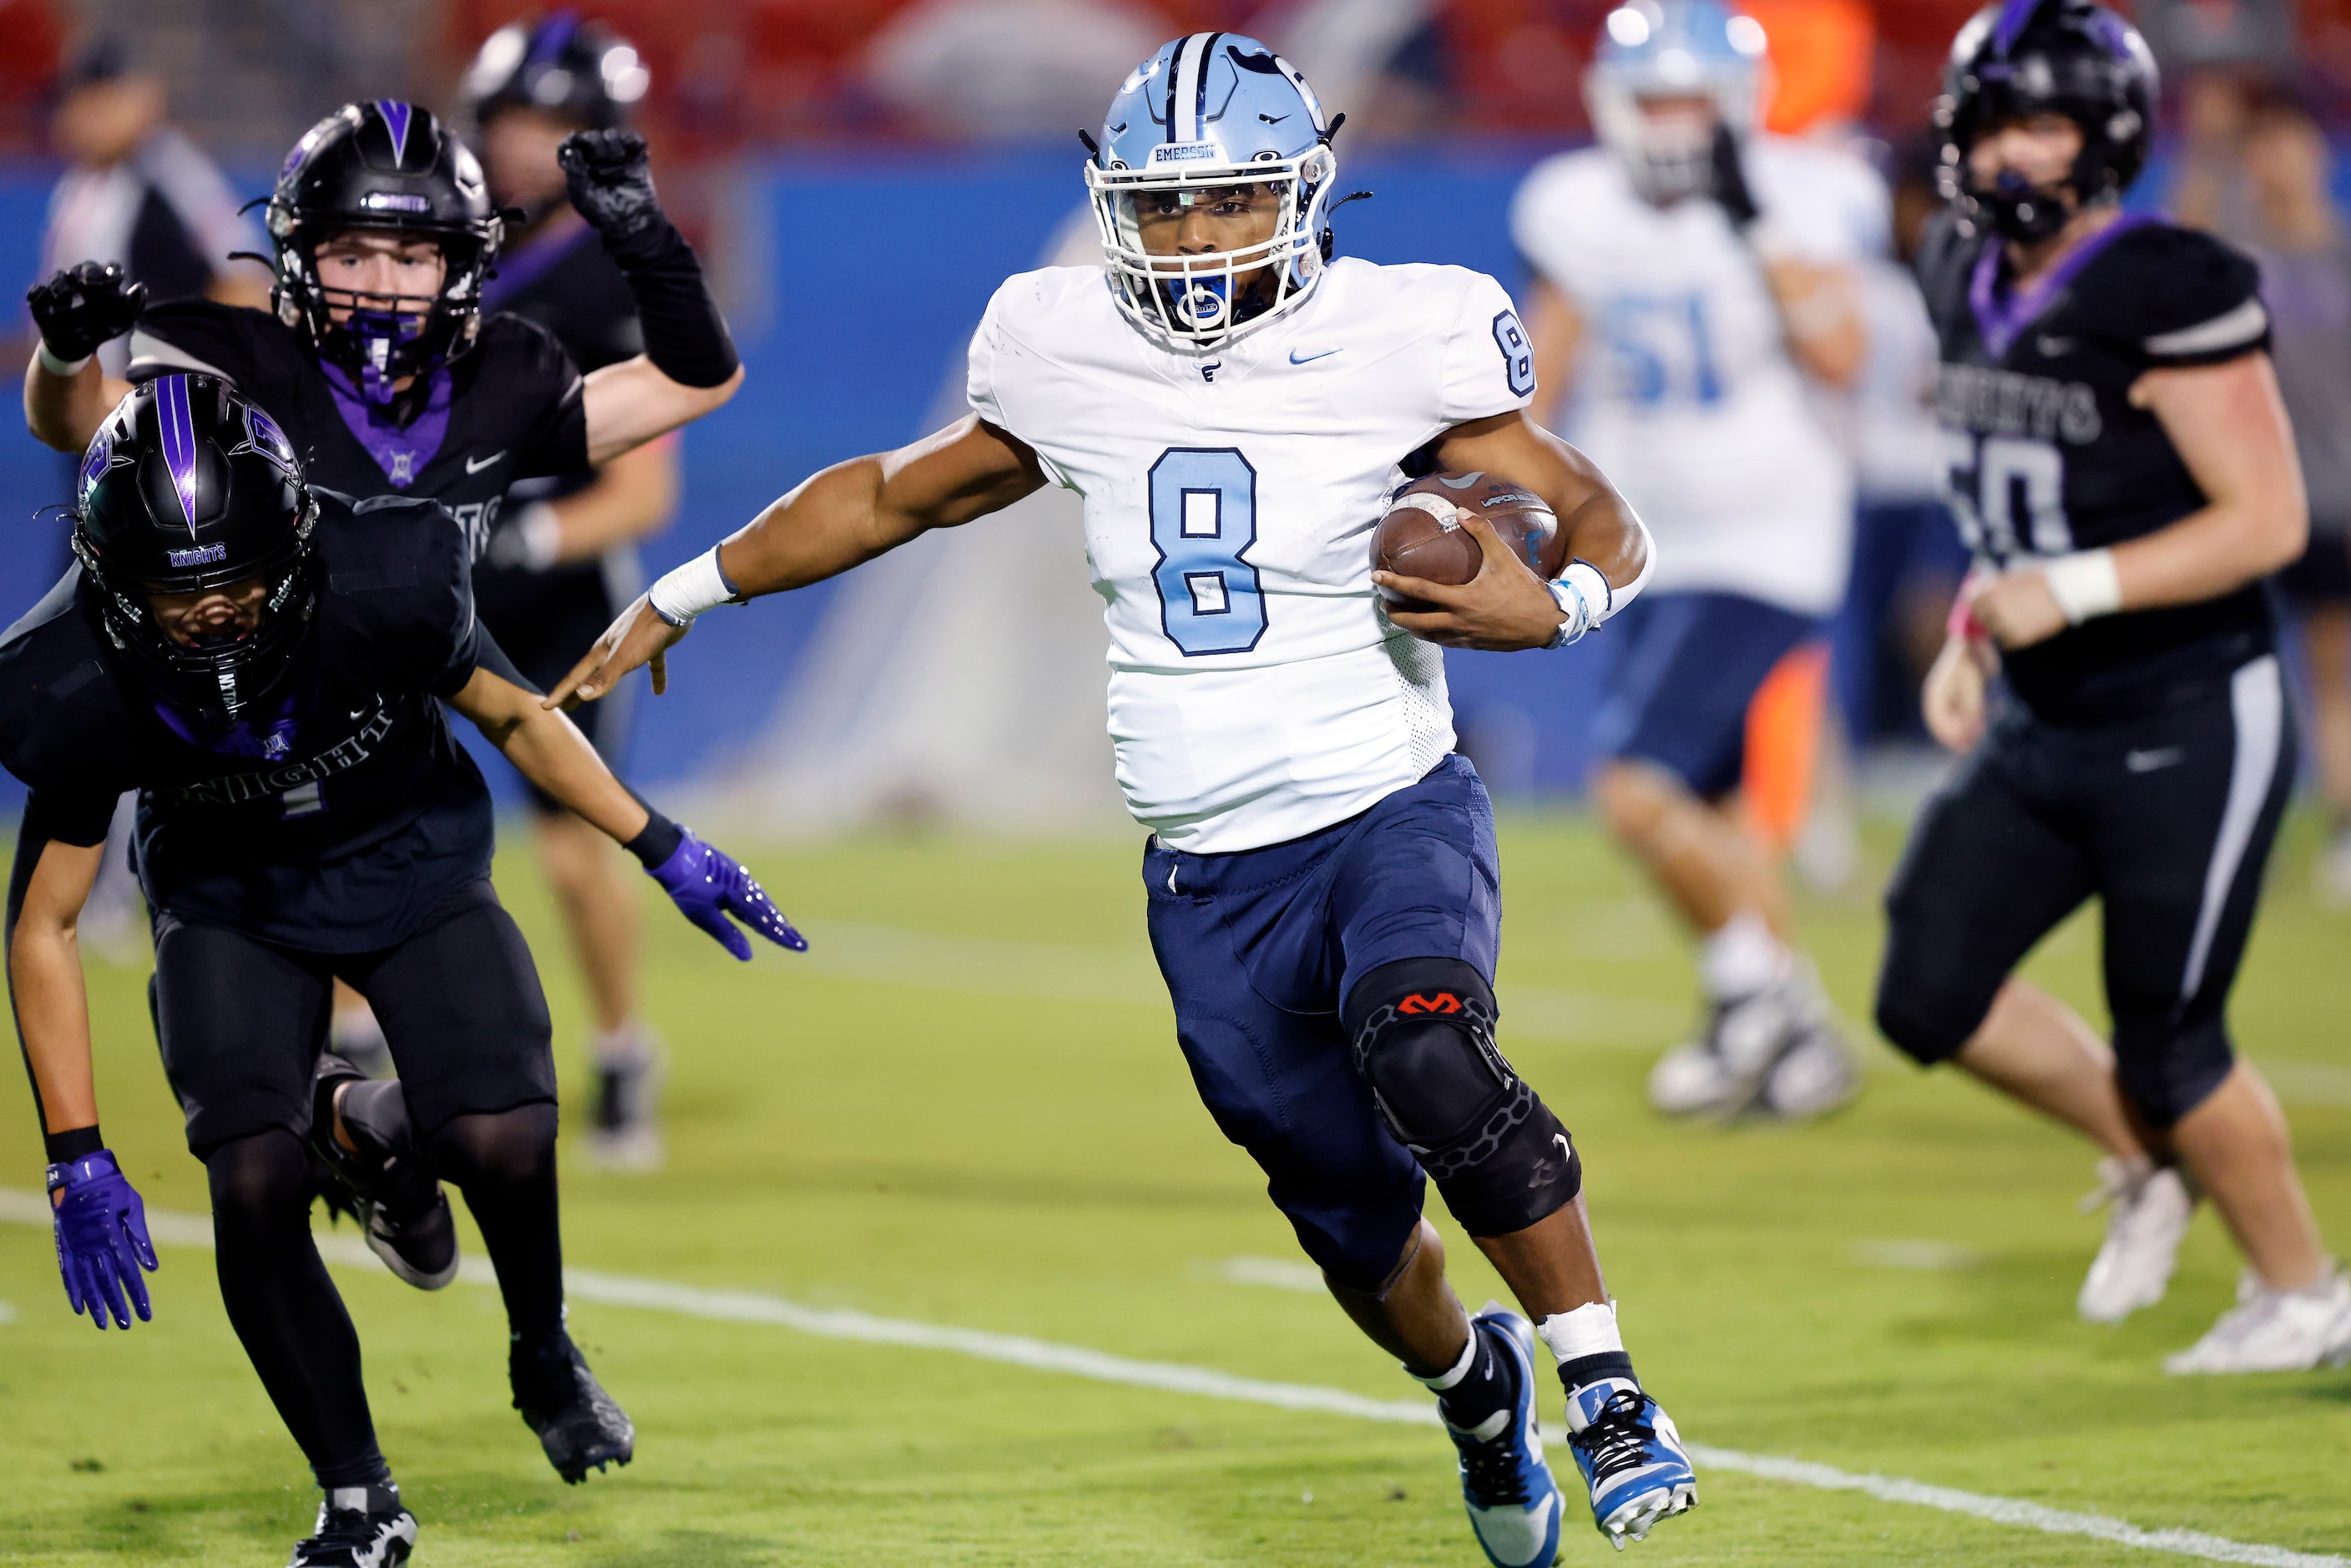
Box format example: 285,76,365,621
1143,755,1502,1290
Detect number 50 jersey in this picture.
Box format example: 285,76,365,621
1918,210,2277,723
967,257,1536,852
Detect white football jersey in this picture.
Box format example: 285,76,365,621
967,257,1536,852
1512,136,1880,616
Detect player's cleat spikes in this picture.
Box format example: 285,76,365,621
2077,1157,2195,1324
2162,1269,2351,1374
584,1028,665,1172
1565,1378,1696,1550
513,1330,636,1483
309,1055,458,1291
287,1484,416,1567
1443,1308,1564,1568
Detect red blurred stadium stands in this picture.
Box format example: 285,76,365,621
0,0,59,154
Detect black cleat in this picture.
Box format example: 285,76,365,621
310,1053,459,1291
288,1483,417,1567
513,1330,635,1484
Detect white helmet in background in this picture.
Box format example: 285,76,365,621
1586,0,1772,203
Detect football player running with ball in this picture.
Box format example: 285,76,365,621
1882,0,2351,1372
12,377,800,1565
554,34,1696,1560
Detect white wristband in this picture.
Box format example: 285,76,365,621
647,547,741,627
2042,549,2121,625
1545,560,1615,648
36,343,90,377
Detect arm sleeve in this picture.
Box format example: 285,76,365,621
127,299,254,384
1438,271,1538,425
2136,230,2270,368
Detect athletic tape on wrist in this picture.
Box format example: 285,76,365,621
2042,549,2121,625
36,343,90,377
1545,559,1615,648
647,548,740,627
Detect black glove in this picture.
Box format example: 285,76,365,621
26,262,146,365
558,129,665,250
1709,123,1762,232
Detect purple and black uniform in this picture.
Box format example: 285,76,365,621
1875,210,2291,1127
124,302,590,561
0,488,554,1153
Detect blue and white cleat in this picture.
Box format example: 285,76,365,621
1565,1378,1697,1550
1443,1308,1564,1568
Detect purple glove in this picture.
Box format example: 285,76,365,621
647,829,806,960
47,1151,159,1330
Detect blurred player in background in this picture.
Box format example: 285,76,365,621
22,97,740,1100
2227,86,2351,906
462,13,678,1169
8,377,799,1565
1884,0,2349,1372
1513,0,1871,1124
555,32,1701,1560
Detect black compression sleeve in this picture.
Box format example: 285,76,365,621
599,217,739,389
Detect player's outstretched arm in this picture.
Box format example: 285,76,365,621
1970,354,2307,650
453,665,806,958
544,412,1047,707
7,823,159,1330
1378,410,1653,652
22,263,142,453
558,130,747,465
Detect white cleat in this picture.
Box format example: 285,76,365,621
2163,1270,2351,1374
2077,1158,2196,1324
1650,962,1856,1123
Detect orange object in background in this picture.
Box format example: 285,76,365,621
1742,640,1830,852
1742,0,1875,134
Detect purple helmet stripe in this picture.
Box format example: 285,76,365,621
528,9,582,66
376,99,413,164
154,374,201,528
1992,0,2047,57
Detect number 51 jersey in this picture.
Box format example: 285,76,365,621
967,256,1536,852
1918,210,2277,723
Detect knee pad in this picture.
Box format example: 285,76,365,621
2113,1018,2236,1128
1342,958,1581,1237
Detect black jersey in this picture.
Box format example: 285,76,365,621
1919,210,2278,722
125,301,591,559
0,491,499,953
473,220,642,677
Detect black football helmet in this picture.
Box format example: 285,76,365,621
266,101,503,403
461,11,649,133
73,375,319,721
1934,0,2157,243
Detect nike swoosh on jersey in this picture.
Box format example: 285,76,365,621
465,450,506,473
2125,747,2185,772
1288,347,1342,365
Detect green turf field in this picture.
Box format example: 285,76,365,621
2,812,2346,1565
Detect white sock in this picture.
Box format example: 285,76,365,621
1535,1300,1625,1367
1701,912,1789,1000
1408,1328,1479,1391
594,1022,653,1067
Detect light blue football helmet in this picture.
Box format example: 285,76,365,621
1084,33,1338,351
1587,1,1772,201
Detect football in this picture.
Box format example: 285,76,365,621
1371,471,1564,610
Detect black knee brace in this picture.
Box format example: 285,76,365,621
1342,958,1580,1237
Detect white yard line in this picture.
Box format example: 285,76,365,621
2,1190,2340,1566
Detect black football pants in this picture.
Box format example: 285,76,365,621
1875,655,2293,1127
